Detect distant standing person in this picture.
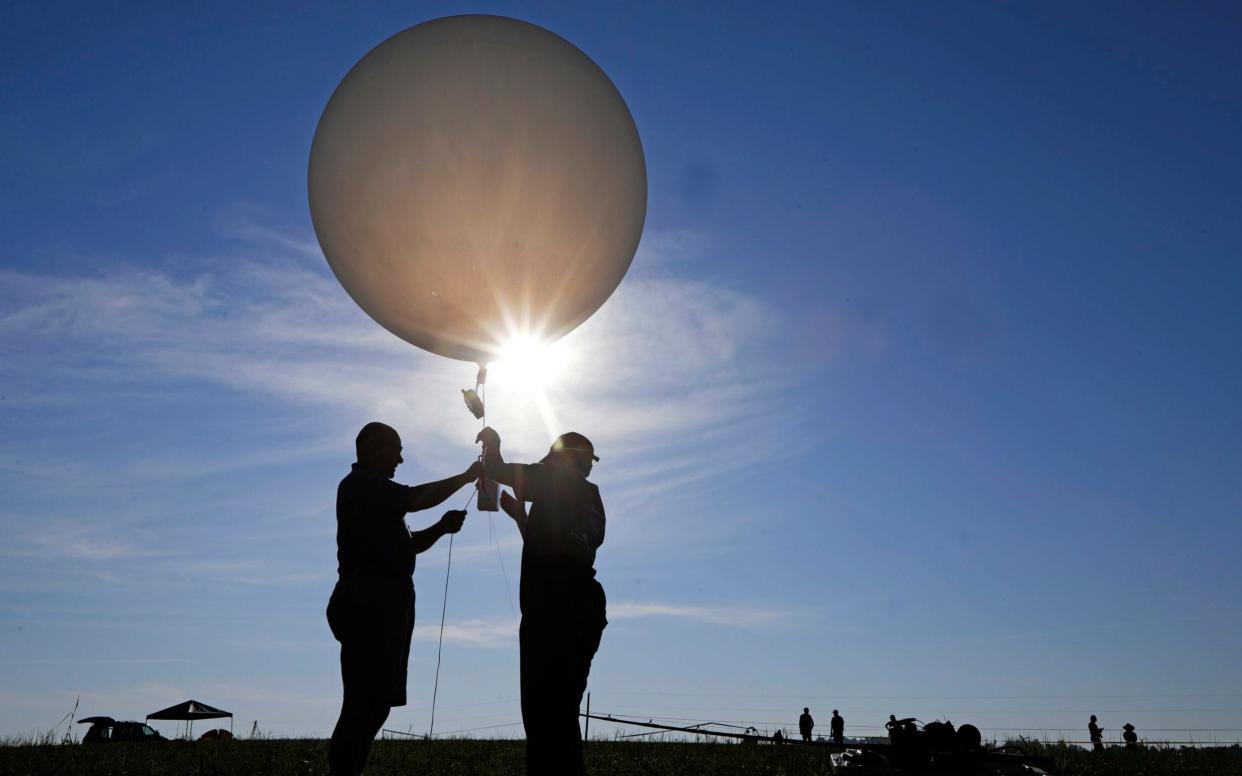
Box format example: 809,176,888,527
481,426,607,776
1088,715,1103,751
326,422,480,776
1122,723,1138,749
830,709,845,744
799,708,814,741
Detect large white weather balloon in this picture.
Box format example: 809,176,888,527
308,15,647,364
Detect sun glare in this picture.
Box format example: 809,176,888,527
490,335,570,392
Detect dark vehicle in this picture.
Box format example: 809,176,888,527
77,716,166,743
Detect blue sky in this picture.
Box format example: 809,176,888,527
3,0,1241,744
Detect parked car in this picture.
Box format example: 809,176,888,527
77,716,166,743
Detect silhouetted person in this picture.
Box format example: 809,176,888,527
831,709,844,744
886,715,900,740
1088,715,1103,751
799,707,814,741
1122,722,1137,749
887,715,916,743
326,422,480,776
773,729,785,743
481,426,606,776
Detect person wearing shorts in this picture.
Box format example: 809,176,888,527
327,421,479,776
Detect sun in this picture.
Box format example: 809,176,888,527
489,335,570,392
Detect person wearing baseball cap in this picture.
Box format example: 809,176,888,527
476,426,606,776
539,431,600,465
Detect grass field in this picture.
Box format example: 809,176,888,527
2,738,1241,776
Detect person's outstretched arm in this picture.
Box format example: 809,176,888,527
406,462,482,512
410,509,466,554
476,427,544,499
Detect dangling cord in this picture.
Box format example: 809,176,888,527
429,485,476,739
481,379,518,622
489,515,517,621
429,365,520,738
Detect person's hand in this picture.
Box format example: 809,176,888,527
475,426,501,450
465,460,484,480
439,509,466,534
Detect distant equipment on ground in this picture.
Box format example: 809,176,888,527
145,699,233,739
198,728,234,741
586,713,1055,775
308,14,647,366
837,717,1052,775
77,717,165,743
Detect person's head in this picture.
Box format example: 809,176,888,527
356,422,403,478
541,431,598,476
890,715,897,721
1091,715,1097,723
833,709,839,716
803,707,809,714
1123,723,1134,731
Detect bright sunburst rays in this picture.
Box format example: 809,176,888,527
490,335,570,392
486,335,571,440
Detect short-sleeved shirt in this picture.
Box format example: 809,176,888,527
336,464,415,582
509,463,606,614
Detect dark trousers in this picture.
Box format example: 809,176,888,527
519,608,605,776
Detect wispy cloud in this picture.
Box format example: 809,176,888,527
626,228,711,268
0,658,198,664
608,601,790,628
414,618,517,649
407,598,790,651
0,224,799,519
214,204,323,259
3,518,172,561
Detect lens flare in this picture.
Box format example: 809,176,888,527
490,335,570,392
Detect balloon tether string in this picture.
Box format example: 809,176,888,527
429,486,473,739
482,378,518,622
428,366,518,740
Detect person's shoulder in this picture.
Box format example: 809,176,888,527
340,464,375,486
512,462,545,484
339,467,360,490
341,465,404,492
